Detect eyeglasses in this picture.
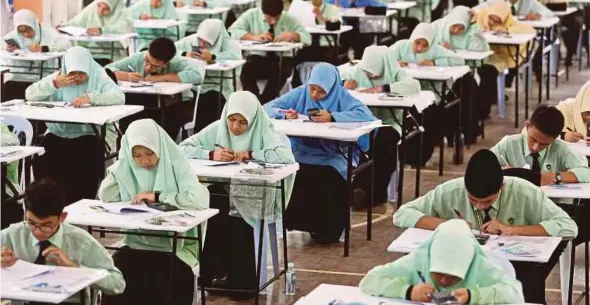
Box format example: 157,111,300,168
17,27,34,35
145,54,166,70
24,219,59,233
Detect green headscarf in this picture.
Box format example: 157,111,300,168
12,9,41,48
355,45,405,89
109,118,202,200
68,0,130,28
217,91,281,152
433,6,472,49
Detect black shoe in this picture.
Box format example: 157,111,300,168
351,188,365,211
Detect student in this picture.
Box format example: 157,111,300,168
62,0,132,66
107,37,203,138
175,19,242,132
360,219,525,304
264,63,376,242
341,45,419,205
179,91,295,299
1,9,70,101
129,0,181,51
393,149,577,303
558,81,590,143
26,46,124,204
291,0,341,87
1,123,23,229
507,0,554,20
476,0,535,112
1,179,125,299
490,105,590,185
99,119,209,305
228,0,311,104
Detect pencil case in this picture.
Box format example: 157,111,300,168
364,6,386,15
325,20,341,31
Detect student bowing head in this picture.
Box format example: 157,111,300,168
306,62,343,102
262,0,284,26
525,105,564,154
144,37,176,75
446,6,472,36
13,9,39,42
23,178,69,242
484,0,512,30
58,47,108,106
410,23,435,54
464,149,504,210
574,82,590,135
359,45,395,80
96,0,115,16
196,19,226,50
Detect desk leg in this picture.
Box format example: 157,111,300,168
344,143,353,257
367,131,375,241
397,109,407,207
546,26,553,101
539,29,545,105
280,180,288,274
159,95,166,128
1,163,7,218
168,232,178,305
111,41,116,62
218,74,224,117
438,86,445,176
100,125,107,180
515,45,521,128
278,53,284,100
255,221,265,305
197,225,206,305
415,114,423,198
452,80,463,165
524,51,530,121
24,155,31,187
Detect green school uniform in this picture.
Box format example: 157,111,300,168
228,8,312,57
490,131,590,183
177,0,229,34
98,119,210,267
1,222,126,295
64,0,132,62
510,0,554,19
340,45,421,134
106,52,203,100
174,19,242,99
360,219,525,304
179,91,295,226
431,6,490,53
393,176,578,238
2,9,71,82
24,47,125,148
389,23,465,93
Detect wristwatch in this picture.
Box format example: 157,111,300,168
555,172,562,184
155,191,161,202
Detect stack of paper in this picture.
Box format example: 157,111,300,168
58,26,88,37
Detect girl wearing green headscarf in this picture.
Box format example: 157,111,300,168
1,9,70,100
62,0,132,66
130,0,182,51
431,6,489,53
360,219,525,304
25,46,124,205
99,118,210,305
179,91,294,299
175,19,243,132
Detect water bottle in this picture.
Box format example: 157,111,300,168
285,262,296,295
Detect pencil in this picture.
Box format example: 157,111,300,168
453,209,463,219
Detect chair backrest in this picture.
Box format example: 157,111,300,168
1,114,33,146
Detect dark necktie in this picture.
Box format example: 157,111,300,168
511,5,516,15
531,152,541,172
483,207,492,223
34,240,51,265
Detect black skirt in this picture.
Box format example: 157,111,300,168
103,246,195,305
32,133,102,204
193,90,227,133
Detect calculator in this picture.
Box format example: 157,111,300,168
474,233,490,245
431,291,460,305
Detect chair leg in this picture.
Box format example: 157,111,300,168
268,222,280,277
561,241,574,305
585,241,589,305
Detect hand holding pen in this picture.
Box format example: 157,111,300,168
279,109,298,120
410,271,435,302
213,144,235,162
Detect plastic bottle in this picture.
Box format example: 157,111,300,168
285,262,296,295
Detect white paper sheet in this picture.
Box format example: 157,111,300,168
58,26,87,37
1,260,53,283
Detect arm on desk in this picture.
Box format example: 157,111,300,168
533,188,578,238
25,73,59,101
432,45,466,66
167,56,203,84
102,12,132,34
532,1,554,19
393,185,447,229
467,26,491,52
330,95,376,122
263,88,302,119
215,39,243,61
359,257,415,299
388,69,421,95
561,144,590,183
285,17,311,45
158,169,210,210
179,122,218,159
89,77,125,106
45,32,71,52
252,130,296,164
83,236,126,295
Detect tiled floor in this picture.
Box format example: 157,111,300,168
99,62,590,305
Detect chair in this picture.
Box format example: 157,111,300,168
1,114,34,189
179,86,202,141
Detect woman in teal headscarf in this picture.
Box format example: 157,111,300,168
431,6,489,53
63,0,132,66
264,62,377,243
1,9,70,100
99,118,209,305
25,46,124,204
341,45,420,205
175,18,242,132
130,0,182,51
360,219,524,304
180,90,294,299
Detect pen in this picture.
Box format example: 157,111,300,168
278,109,296,114
214,144,225,149
127,65,135,72
453,209,463,219
417,271,426,283
184,212,195,218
